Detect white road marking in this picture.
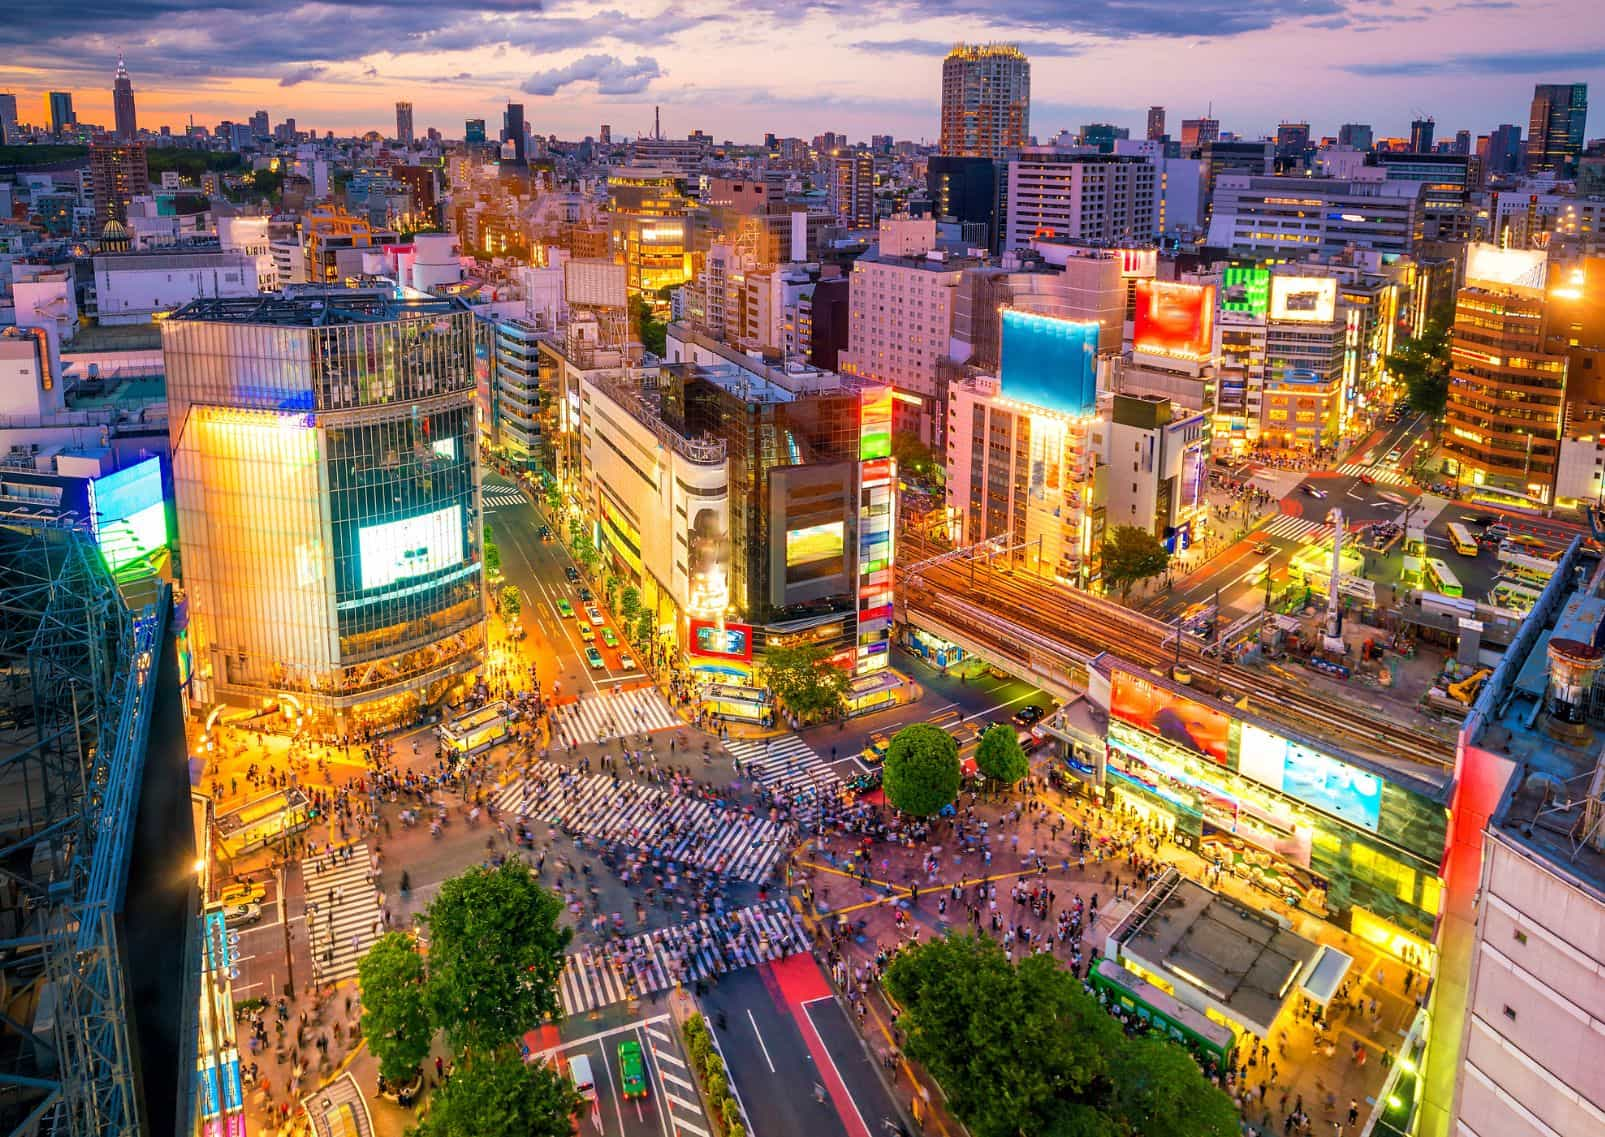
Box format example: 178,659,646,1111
747,1008,776,1074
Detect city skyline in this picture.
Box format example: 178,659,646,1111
2,0,1602,142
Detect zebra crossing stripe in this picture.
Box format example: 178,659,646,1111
724,736,842,795
301,843,384,984
552,688,681,746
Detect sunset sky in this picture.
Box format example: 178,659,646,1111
3,0,1601,143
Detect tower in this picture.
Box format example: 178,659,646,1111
1146,106,1166,141
939,44,1030,160
1527,83,1588,176
112,54,137,140
395,100,414,145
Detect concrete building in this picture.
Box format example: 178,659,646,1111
831,151,875,230
1113,139,1205,239
939,43,1030,161
395,100,414,145
1103,392,1208,548
1206,175,1424,258
89,139,149,228
92,250,258,325
112,54,137,140
1180,118,1219,147
1004,151,1157,251
926,156,999,248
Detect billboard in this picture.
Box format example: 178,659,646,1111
357,505,464,591
89,457,167,571
564,258,629,308
688,618,753,661
859,386,892,461
1268,275,1338,323
1117,248,1158,279
1133,279,1215,362
786,521,844,567
1238,724,1382,831
1464,243,1547,295
1221,266,1271,316
999,309,1099,417
1109,670,1231,764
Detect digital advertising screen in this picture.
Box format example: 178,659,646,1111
688,618,753,661
859,386,893,461
1238,724,1382,831
1133,279,1216,362
358,505,463,591
786,521,845,568
1269,276,1338,323
1109,669,1231,765
998,309,1099,417
1221,266,1271,316
1464,243,1548,295
90,457,167,571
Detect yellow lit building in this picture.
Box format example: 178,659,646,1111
301,204,377,284
607,168,693,297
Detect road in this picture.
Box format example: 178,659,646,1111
535,1014,710,1137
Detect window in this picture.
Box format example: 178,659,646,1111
1502,1005,1517,1022
1512,929,1527,945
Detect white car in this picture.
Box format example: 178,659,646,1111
618,653,636,671
585,604,603,626
227,901,263,926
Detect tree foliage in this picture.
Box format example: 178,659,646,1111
1385,319,1452,426
619,586,642,624
500,585,522,619
357,932,433,1085
975,723,1030,786
483,525,501,576
761,643,849,723
1101,525,1170,602
883,723,961,816
633,296,667,357
885,935,1237,1137
410,1050,580,1137
422,861,571,1052
892,431,944,489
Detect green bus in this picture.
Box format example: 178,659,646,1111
1089,960,1234,1068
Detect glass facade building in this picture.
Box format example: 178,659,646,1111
162,294,485,726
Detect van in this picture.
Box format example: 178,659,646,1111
568,1053,598,1105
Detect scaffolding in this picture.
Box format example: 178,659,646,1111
0,518,168,1137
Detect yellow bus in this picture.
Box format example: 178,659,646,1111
439,700,511,757
1446,522,1479,557
216,788,310,858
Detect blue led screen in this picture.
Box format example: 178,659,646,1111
999,310,1099,416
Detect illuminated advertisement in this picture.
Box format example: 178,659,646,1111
1117,248,1158,279
1109,669,1231,765
89,456,167,572
1221,266,1271,316
856,387,896,675
688,618,753,661
786,521,845,567
1465,242,1547,295
1239,724,1382,831
859,386,892,461
357,505,463,591
1133,279,1216,362
1269,275,1338,323
998,309,1099,417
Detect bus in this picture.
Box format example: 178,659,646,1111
216,788,311,858
439,700,511,757
1425,558,1463,598
1089,959,1235,1068
1446,522,1479,557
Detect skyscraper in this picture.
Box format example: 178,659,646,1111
112,54,137,139
939,43,1029,160
89,138,149,228
1146,106,1166,141
1410,117,1435,153
502,102,526,165
1527,82,1588,176
1338,123,1374,150
1486,123,1524,175
1180,117,1220,147
0,93,17,144
395,100,414,145
47,91,74,137
831,151,875,229
464,118,485,145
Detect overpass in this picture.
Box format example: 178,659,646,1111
897,591,1088,704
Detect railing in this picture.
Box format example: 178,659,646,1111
588,371,727,465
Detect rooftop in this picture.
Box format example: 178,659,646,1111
167,292,471,327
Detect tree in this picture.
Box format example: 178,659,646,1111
974,723,1029,787
1386,319,1452,429
567,516,586,549
634,611,656,645
892,431,944,490
543,480,563,514
632,296,667,357
411,1050,580,1137
357,933,433,1086
572,535,599,576
619,586,642,625
883,724,961,816
500,585,521,620
1101,525,1170,603
760,643,849,723
483,526,501,577
1106,1036,1240,1137
423,861,571,1052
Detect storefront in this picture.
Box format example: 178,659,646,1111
901,626,967,669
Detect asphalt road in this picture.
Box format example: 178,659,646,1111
538,1014,708,1137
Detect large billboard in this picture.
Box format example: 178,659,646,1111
1465,243,1547,295
859,386,892,461
1109,670,1231,765
1221,266,1271,316
999,309,1099,417
1268,275,1338,323
1133,279,1216,362
688,618,753,661
1238,724,1382,831
786,521,845,568
89,456,167,572
358,505,464,591
564,258,629,309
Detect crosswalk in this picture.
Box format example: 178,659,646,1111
1258,514,1331,543
1335,462,1411,486
724,735,842,796
551,686,681,746
642,1020,709,1137
492,761,792,882
557,901,806,1016
482,486,528,509
302,843,384,985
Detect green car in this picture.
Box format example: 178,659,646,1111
555,598,575,618
601,627,618,648
618,1040,648,1099
585,647,605,670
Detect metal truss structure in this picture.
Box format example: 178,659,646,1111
0,518,168,1137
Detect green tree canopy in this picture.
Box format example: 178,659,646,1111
500,585,522,619
1107,1035,1240,1137
1101,525,1170,602
883,723,961,816
410,1050,580,1137
483,525,501,576
974,723,1030,787
892,431,945,489
357,932,434,1085
422,861,571,1052
761,643,850,723
1385,319,1452,426
619,586,642,623
632,296,667,357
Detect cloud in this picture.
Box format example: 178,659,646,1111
278,65,326,87
1344,46,1605,76
522,54,662,96
753,0,1348,39
855,37,1083,57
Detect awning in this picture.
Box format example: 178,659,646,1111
1299,944,1354,1008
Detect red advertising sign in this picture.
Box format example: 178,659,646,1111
1109,669,1231,765
1133,279,1216,362
687,618,753,661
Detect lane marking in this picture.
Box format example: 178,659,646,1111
747,1008,776,1074
800,996,872,1137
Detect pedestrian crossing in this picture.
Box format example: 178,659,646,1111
1335,462,1411,486
482,486,528,509
724,735,842,796
642,1020,709,1137
492,761,793,882
551,686,681,746
557,900,806,1016
302,842,384,985
1257,514,1331,543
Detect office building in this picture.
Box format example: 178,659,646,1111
162,293,486,724
1377,152,1475,239
464,117,485,145
112,54,137,139
502,101,526,165
1113,139,1206,238
1081,123,1129,153
1147,106,1166,142
1410,117,1435,153
1484,123,1524,177
1527,83,1588,176
1004,151,1157,251
298,204,379,284
600,124,612,145
395,100,414,145
607,168,692,295
1206,175,1424,257
1104,392,1209,544
89,138,150,229
926,156,998,247
831,150,875,229
1275,122,1312,163
47,90,74,136
1180,117,1219,147
0,93,17,142
1338,123,1374,151
1452,129,1472,155
939,43,1030,160
1201,139,1274,208
628,137,709,174
92,249,258,325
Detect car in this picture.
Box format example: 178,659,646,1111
1251,540,1275,556
219,880,266,907
618,1040,649,1100
1359,473,1377,486
585,604,603,626
1300,484,1327,499
564,566,580,583
618,652,636,670
567,1054,599,1115
1466,515,1495,528
1012,704,1047,726
536,525,550,541
578,586,594,602
601,627,619,648
862,732,891,765
226,901,263,926
555,598,575,618
1386,448,1402,463
578,623,594,642
585,647,605,670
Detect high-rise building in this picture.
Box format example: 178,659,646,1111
464,117,485,145
1146,106,1166,141
831,150,875,229
1485,123,1524,175
1338,123,1374,150
0,93,17,143
111,54,137,139
1527,82,1588,176
47,91,74,137
927,156,999,247
161,293,486,723
939,43,1030,160
89,138,149,229
1081,123,1129,153
502,102,526,165
250,109,269,137
1410,117,1436,153
1452,129,1472,155
600,123,612,145
395,100,414,145
1180,117,1219,148
1004,151,1158,250
1275,122,1311,162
